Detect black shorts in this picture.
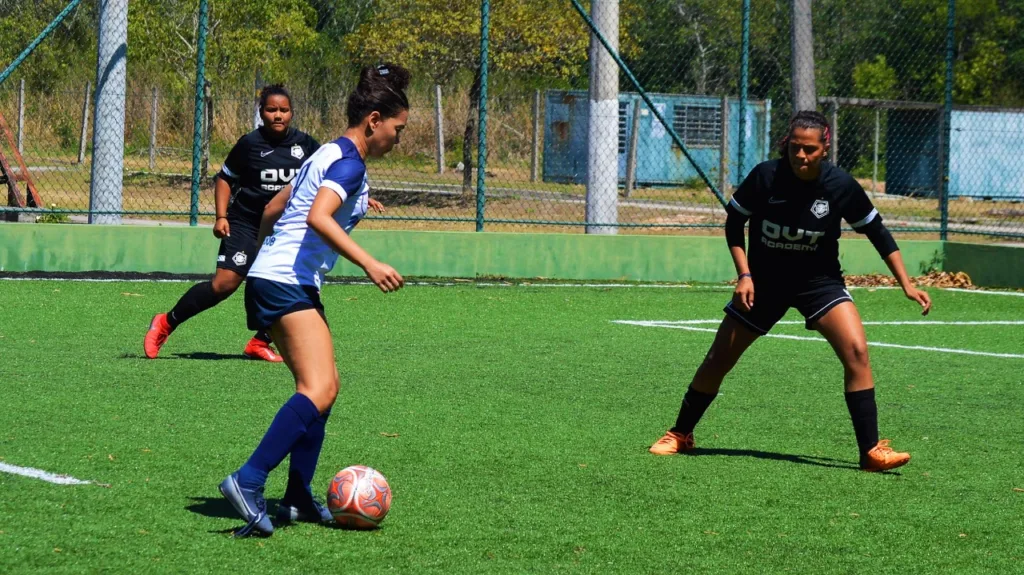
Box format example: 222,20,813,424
244,276,326,331
724,280,853,336
216,219,260,275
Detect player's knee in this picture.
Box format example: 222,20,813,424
843,340,871,370
319,371,340,398
211,276,241,296
298,375,338,411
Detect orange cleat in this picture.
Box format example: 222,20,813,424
244,338,284,363
144,313,173,359
649,430,696,455
860,440,910,472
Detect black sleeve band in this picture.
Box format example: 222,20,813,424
725,204,749,250
859,218,899,258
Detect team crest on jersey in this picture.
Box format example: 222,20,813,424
810,199,830,219
232,252,247,266
291,144,304,160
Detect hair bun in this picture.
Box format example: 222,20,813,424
347,63,412,126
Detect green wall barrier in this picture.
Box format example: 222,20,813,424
3,223,1009,286
944,242,1024,288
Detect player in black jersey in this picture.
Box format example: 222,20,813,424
649,111,931,472
144,85,320,362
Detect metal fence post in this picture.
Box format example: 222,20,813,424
190,0,210,226
77,81,90,164
475,0,490,232
940,0,955,241
872,106,879,196
625,98,641,198
830,99,839,167
791,0,817,112
88,0,127,225
17,79,25,153
434,84,444,174
202,81,212,181
719,95,729,195
586,0,620,234
149,86,158,171
531,89,540,183
738,0,750,185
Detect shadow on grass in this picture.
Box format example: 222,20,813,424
186,496,284,520
684,447,882,472
170,352,245,361
187,496,284,536
119,352,244,361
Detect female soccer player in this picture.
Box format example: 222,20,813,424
144,85,320,362
649,111,931,472
217,63,409,537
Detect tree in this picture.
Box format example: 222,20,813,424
852,55,898,100
345,0,589,194
129,0,319,90
0,0,96,91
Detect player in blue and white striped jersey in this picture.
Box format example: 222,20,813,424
218,63,409,537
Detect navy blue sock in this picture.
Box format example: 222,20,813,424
254,329,273,344
283,409,331,503
237,394,321,490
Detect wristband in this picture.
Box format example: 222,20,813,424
738,273,752,280
216,216,228,220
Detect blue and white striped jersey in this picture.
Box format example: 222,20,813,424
248,137,369,288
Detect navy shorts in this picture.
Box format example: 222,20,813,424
724,279,853,336
217,219,260,275
244,277,326,331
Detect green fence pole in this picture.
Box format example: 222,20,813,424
940,0,955,241
189,0,210,227
0,0,84,88
475,0,491,232
738,0,750,185
568,0,725,207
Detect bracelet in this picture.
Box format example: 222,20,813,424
738,272,752,280
216,216,228,220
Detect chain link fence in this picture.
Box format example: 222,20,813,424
1,0,1022,240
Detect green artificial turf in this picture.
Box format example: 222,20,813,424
1,281,1022,573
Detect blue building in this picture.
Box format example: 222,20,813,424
887,107,1024,200
542,90,772,188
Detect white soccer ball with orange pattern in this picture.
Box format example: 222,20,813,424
326,465,391,529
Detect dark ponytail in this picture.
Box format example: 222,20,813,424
258,83,291,111
346,63,411,127
778,110,831,157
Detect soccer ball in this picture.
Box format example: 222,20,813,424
326,465,392,529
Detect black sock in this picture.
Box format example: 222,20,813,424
670,387,718,435
254,329,272,344
167,281,229,329
844,388,879,456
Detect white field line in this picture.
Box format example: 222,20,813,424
944,288,1024,297
612,321,1024,360
0,277,698,288
0,276,1022,297
0,462,107,486
619,319,1024,326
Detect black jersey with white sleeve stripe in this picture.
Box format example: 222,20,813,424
219,127,320,227
727,159,883,284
